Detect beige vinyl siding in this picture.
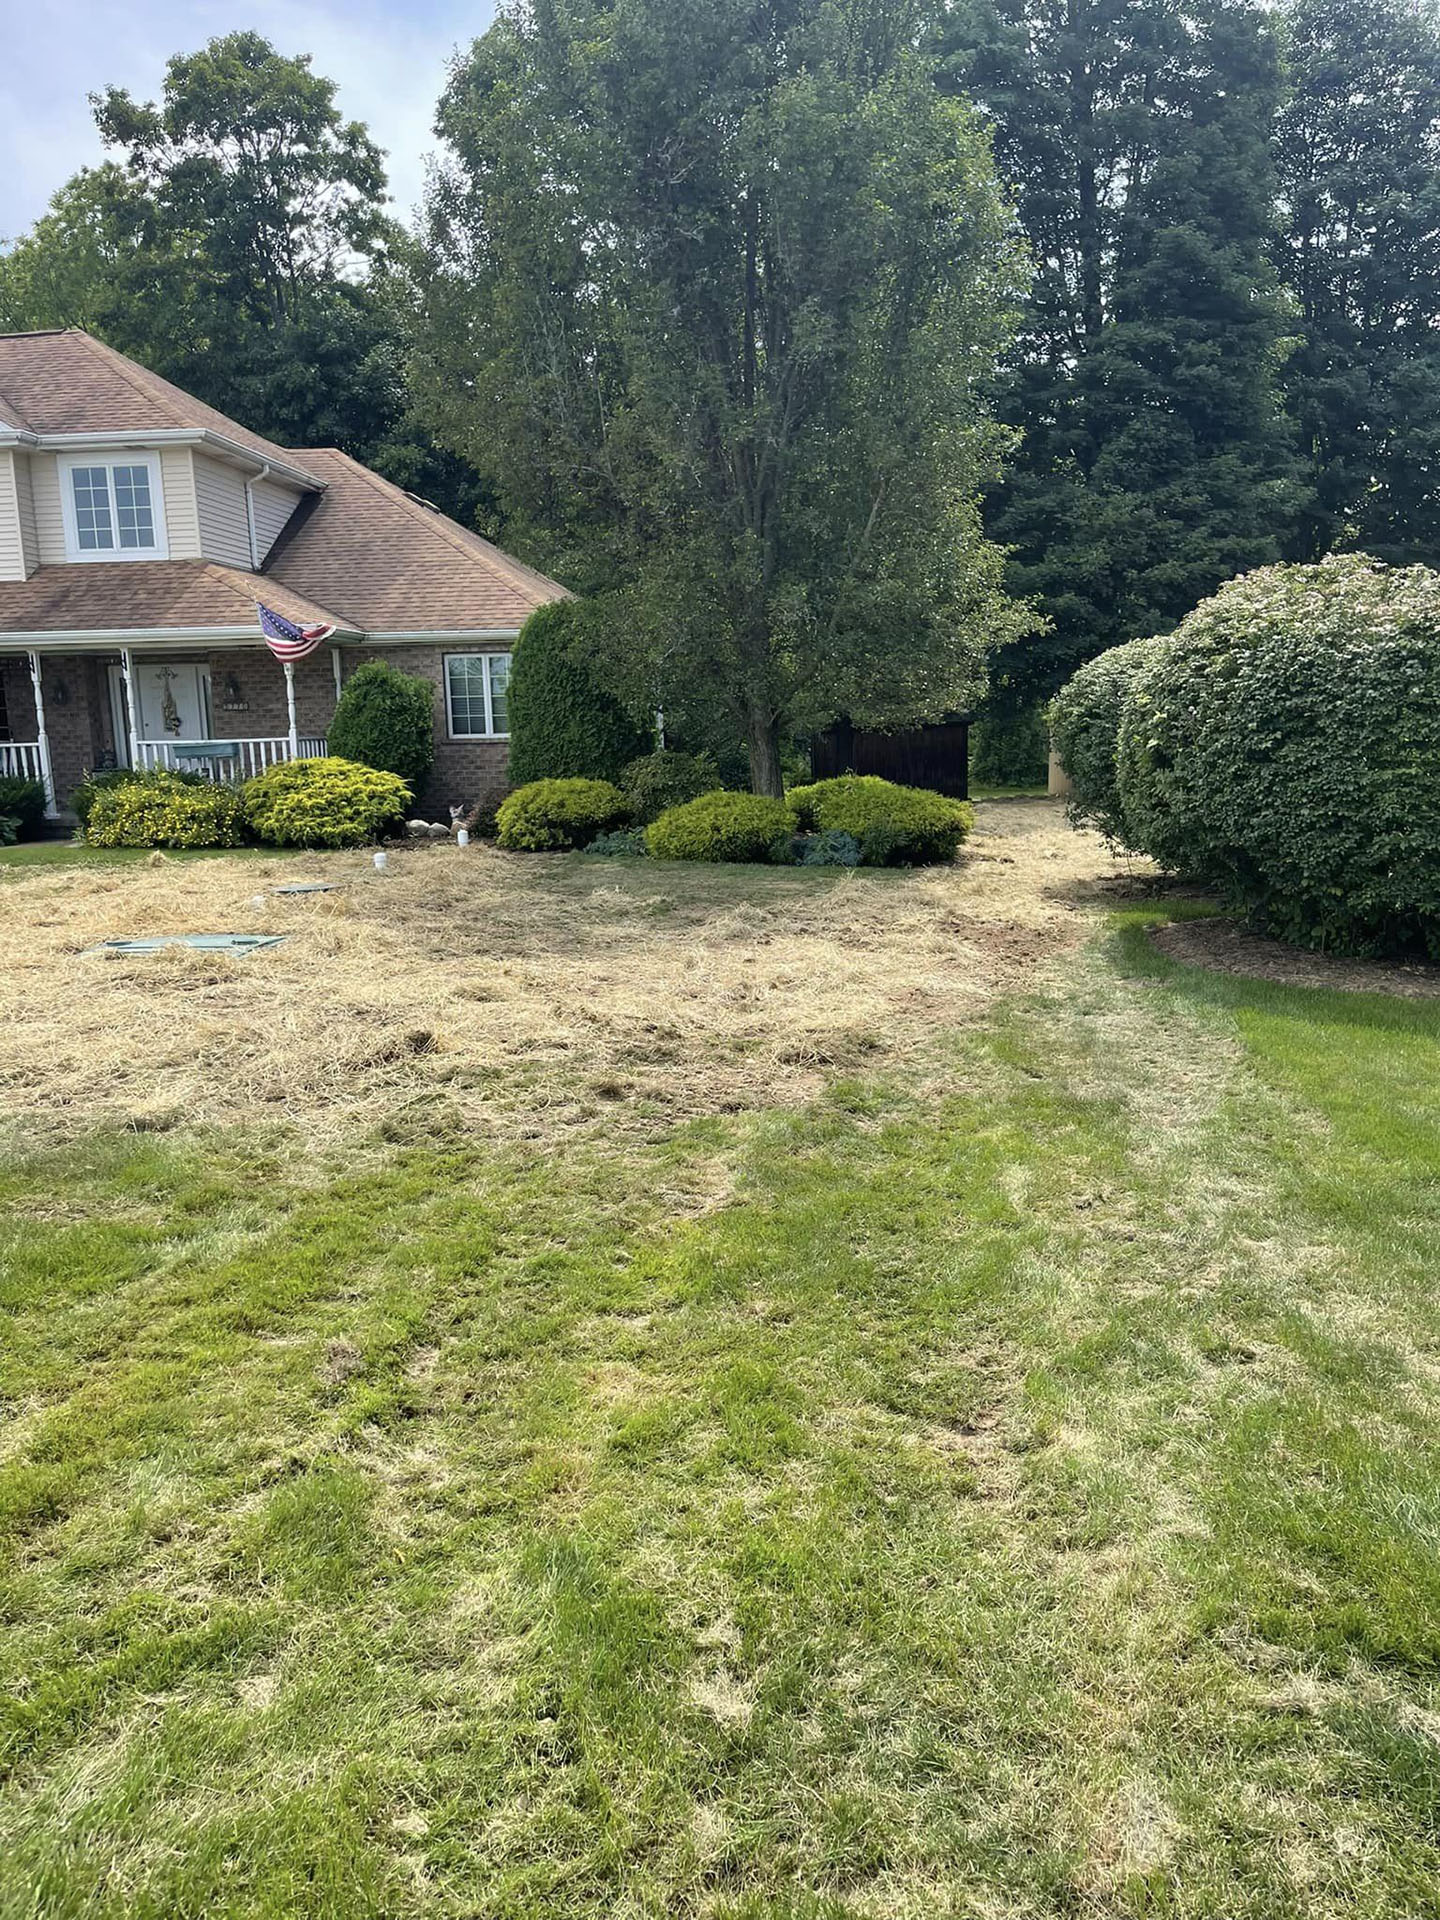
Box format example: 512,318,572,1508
192,452,251,567
30,452,65,565
249,477,301,561
160,447,200,558
14,451,39,575
0,451,24,582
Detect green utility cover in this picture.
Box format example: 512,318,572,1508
84,934,289,957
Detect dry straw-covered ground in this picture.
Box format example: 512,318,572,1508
0,799,1130,1144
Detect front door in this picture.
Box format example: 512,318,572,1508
109,663,212,764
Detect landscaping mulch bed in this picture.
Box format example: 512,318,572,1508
1153,913,1440,998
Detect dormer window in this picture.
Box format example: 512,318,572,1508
59,454,168,562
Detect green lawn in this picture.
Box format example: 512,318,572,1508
3,900,1440,1916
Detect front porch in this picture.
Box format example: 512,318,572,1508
0,643,346,818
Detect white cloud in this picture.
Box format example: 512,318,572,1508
0,0,493,241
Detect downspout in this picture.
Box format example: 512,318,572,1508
244,462,271,569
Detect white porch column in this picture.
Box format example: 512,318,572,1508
331,645,343,704
119,647,141,770
26,651,57,817
283,660,299,759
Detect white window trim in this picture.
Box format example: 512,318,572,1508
58,452,169,563
443,651,510,740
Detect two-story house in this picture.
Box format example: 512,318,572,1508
0,329,567,819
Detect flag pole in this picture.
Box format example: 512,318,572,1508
284,660,299,761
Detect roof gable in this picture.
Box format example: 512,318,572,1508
263,449,568,633
0,331,324,485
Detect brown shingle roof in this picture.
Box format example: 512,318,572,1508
0,560,347,638
0,332,324,485
264,448,568,633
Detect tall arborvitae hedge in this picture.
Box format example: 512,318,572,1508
505,602,649,787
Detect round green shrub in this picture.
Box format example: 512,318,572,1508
0,775,47,839
620,749,719,823
496,778,631,851
1048,636,1172,848
242,756,411,848
785,775,973,866
647,791,790,863
71,767,143,832
970,703,1048,787
1114,554,1440,955
86,771,246,848
506,602,648,786
327,660,436,790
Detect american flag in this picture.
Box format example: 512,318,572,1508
257,601,336,662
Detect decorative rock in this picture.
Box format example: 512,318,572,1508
406,818,431,836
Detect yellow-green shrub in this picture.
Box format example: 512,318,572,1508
646,790,789,862
496,778,631,850
786,775,973,865
242,756,411,848
86,771,246,848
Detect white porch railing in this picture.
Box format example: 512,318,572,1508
0,742,45,784
134,737,328,784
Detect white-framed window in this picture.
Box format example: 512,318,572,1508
58,453,168,561
444,652,511,738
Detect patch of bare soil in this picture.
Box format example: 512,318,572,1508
0,800,1131,1144
1152,915,1440,999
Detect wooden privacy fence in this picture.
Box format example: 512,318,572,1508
809,719,969,799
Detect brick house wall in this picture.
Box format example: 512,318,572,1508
1,641,513,817
363,644,511,816
0,654,111,802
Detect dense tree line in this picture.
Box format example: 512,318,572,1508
3,1,1440,767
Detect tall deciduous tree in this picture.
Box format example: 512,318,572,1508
940,0,1308,703
413,0,1034,795
0,35,480,516
1275,0,1440,563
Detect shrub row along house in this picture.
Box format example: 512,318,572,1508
0,330,568,819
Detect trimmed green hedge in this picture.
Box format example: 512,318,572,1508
496,778,631,851
1113,555,1440,955
242,756,411,848
646,791,790,862
786,775,973,866
506,602,648,786
86,771,246,849
327,660,436,791
1047,636,1171,848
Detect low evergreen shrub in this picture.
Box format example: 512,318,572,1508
800,828,863,867
786,775,973,865
647,791,790,862
327,661,436,790
0,775,47,840
86,771,246,848
584,828,649,857
242,756,411,848
71,768,139,832
496,778,631,851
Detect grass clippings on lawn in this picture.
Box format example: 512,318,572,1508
5,808,1440,1917
0,800,1121,1145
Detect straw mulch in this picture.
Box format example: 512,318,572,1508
0,800,1126,1147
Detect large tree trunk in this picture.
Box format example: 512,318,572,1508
745,705,785,799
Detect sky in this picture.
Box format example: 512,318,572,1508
0,0,497,241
